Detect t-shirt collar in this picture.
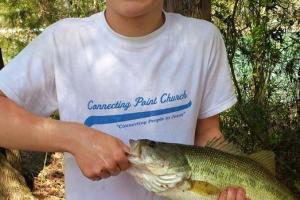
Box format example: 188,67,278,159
97,11,169,50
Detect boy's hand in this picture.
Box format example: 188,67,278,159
219,187,250,200
0,92,129,181
68,123,130,181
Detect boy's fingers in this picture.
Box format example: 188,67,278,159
218,189,227,200
236,188,246,200
227,188,238,200
111,165,121,176
100,170,111,179
123,146,131,155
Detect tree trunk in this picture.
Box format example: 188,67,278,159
297,67,300,119
0,48,4,70
164,0,211,21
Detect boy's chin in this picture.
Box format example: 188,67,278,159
117,5,150,18
109,0,163,18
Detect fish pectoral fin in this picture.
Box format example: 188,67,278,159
189,180,221,195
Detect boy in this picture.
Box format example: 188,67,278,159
0,0,248,199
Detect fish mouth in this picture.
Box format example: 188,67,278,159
129,139,138,148
129,139,147,167
129,139,142,158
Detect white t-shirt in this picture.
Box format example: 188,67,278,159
0,11,237,200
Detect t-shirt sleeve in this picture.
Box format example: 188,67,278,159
0,26,58,117
198,27,237,119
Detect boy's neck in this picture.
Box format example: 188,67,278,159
105,8,165,37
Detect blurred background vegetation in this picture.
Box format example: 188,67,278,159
0,0,299,198
213,0,300,196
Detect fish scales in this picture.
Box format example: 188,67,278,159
182,146,293,199
128,139,295,200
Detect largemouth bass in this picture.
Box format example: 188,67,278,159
128,139,295,200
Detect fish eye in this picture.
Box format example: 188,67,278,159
149,141,156,148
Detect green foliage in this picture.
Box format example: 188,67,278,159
213,0,299,196
0,0,106,62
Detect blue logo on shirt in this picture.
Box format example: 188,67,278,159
84,100,192,127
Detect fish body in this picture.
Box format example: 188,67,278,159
128,139,295,200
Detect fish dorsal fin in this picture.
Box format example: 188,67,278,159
248,151,276,175
206,137,244,156
190,180,220,195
